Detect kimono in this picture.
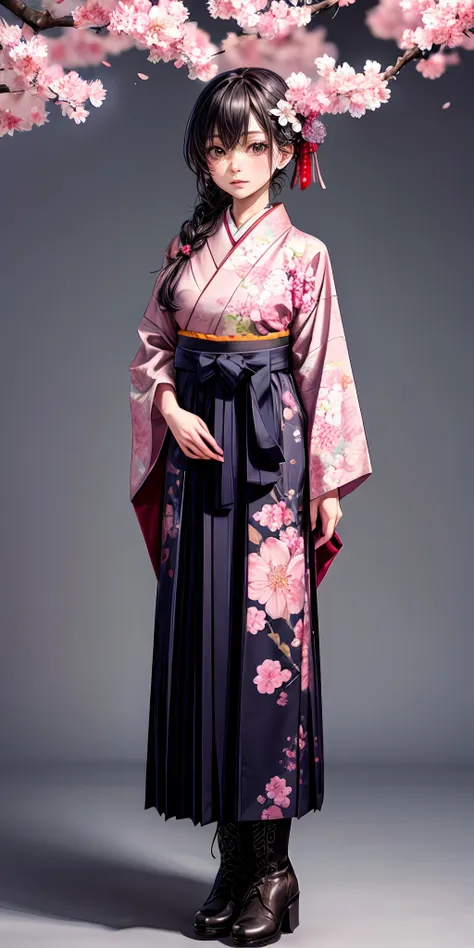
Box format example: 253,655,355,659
129,201,372,827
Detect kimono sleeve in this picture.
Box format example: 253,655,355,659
290,241,372,503
129,235,179,499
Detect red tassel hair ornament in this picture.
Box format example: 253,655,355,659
290,114,327,191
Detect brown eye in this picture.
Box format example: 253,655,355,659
251,142,268,155
207,146,225,158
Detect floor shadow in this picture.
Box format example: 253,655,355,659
0,829,229,941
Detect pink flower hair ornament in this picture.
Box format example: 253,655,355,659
179,244,192,256
269,73,328,191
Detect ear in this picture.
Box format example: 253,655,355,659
276,143,294,171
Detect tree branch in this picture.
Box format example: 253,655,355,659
1,0,74,30
382,45,424,80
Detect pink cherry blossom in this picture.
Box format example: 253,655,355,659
291,617,303,648
253,658,292,695
300,598,311,690
313,415,342,454
417,51,461,78
2,0,471,139
218,27,338,82
308,54,392,119
248,537,305,619
277,690,288,706
262,805,284,819
253,501,294,532
246,606,267,634
278,526,304,557
265,775,292,807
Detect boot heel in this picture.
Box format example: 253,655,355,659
281,894,299,933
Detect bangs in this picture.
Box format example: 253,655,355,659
208,83,274,151
185,73,277,173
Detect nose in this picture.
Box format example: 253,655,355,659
229,150,242,173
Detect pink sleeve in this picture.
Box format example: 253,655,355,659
129,237,179,398
290,241,372,502
129,236,179,497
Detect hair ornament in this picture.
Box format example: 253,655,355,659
269,72,328,191
269,99,302,134
291,112,327,191
179,244,192,256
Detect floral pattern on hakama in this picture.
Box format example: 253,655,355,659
239,385,321,819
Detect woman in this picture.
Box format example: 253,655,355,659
129,67,372,946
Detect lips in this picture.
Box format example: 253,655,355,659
231,180,247,184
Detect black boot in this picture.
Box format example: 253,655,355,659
231,819,299,947
193,820,248,937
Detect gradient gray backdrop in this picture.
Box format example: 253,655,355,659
1,1,473,768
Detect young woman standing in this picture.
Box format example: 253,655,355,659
129,67,372,946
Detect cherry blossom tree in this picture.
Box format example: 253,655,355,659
0,0,473,138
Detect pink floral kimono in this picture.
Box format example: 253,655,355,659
129,201,372,826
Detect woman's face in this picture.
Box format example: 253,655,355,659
205,111,293,200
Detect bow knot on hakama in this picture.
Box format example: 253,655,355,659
175,345,289,510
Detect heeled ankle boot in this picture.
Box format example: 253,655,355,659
231,819,299,947
193,820,247,937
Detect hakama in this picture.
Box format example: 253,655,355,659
129,203,372,826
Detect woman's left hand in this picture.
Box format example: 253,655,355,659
310,488,343,549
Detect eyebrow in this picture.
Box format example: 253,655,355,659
211,131,267,141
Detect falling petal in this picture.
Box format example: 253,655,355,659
101,61,112,67
442,101,451,109
137,73,149,81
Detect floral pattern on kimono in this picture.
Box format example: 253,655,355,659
129,203,372,582
290,239,372,502
129,238,179,495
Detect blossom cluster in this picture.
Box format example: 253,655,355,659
0,0,218,138
107,0,218,79
367,0,471,78
281,59,392,121
1,0,473,139
399,0,474,52
208,0,312,40
0,20,107,137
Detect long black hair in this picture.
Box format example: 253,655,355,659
156,67,299,312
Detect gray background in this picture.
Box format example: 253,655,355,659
1,2,473,769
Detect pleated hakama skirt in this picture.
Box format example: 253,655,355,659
144,330,324,826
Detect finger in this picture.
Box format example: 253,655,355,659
314,519,337,549
188,431,225,461
181,432,213,460
195,420,224,455
314,532,331,550
321,516,337,537
181,445,202,459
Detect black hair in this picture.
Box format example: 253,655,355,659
156,67,300,312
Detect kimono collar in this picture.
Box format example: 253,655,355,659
225,203,273,240
208,201,292,266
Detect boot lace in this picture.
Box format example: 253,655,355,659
241,821,278,911
210,821,239,888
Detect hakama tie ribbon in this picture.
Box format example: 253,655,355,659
174,346,289,509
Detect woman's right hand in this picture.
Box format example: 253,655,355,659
166,406,224,462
